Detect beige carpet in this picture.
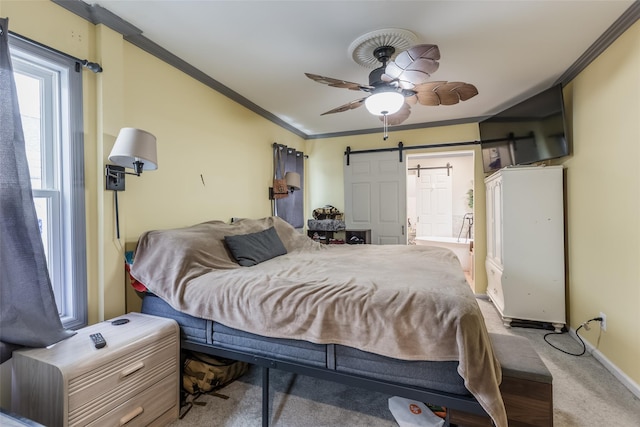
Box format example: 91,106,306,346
170,297,640,426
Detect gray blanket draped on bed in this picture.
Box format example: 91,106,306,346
131,216,507,426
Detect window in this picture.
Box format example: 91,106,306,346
9,35,87,329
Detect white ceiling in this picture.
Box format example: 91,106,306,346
83,0,636,138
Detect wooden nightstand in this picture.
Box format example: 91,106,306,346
11,312,180,427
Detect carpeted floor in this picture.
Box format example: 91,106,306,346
170,297,640,426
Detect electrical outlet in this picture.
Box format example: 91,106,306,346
599,312,607,331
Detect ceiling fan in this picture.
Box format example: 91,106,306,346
305,43,478,129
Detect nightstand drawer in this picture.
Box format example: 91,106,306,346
85,374,178,427
12,313,179,427
68,334,177,424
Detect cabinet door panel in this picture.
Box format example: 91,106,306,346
486,259,504,311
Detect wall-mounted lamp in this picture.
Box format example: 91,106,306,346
105,128,158,191
285,172,301,193
268,171,302,200
105,128,158,238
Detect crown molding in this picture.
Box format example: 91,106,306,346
53,0,639,140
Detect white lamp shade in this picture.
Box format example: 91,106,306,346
285,172,301,190
364,91,404,116
108,128,158,170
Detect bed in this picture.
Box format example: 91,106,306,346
130,216,507,426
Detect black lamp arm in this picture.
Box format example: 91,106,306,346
105,168,140,178
105,161,144,178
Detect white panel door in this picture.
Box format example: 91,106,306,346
344,152,406,245
416,169,452,237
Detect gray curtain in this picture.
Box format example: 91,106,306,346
0,17,75,363
274,144,304,228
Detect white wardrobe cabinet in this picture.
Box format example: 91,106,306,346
485,165,565,332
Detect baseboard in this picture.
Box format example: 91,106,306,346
568,327,640,399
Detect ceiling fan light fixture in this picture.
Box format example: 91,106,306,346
365,90,404,116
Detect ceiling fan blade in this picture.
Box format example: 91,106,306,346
455,83,480,101
379,103,411,125
320,98,367,115
404,94,418,105
413,81,448,106
435,82,479,105
305,73,372,91
384,44,441,89
413,81,478,106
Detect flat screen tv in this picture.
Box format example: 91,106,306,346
480,85,569,173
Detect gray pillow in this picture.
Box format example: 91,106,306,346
224,227,288,266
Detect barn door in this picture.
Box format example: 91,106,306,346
344,152,406,245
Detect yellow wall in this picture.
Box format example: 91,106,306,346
561,20,640,385
2,0,638,392
0,0,305,325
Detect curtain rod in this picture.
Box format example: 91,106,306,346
344,133,534,165
272,142,308,158
8,30,102,73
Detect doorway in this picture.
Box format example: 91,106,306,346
407,151,475,282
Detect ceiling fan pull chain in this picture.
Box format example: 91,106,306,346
383,113,389,140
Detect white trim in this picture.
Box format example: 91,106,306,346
568,327,640,399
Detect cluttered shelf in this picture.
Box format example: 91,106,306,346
307,229,371,245
307,205,370,245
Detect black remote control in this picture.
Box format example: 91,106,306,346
90,333,106,349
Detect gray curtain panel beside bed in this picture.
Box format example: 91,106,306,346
0,18,75,363
274,143,304,228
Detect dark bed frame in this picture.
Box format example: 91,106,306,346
181,338,488,427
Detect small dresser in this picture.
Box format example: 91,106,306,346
11,312,179,427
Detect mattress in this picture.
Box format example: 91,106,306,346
141,293,469,396
131,216,506,426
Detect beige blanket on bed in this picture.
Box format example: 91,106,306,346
131,217,506,426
